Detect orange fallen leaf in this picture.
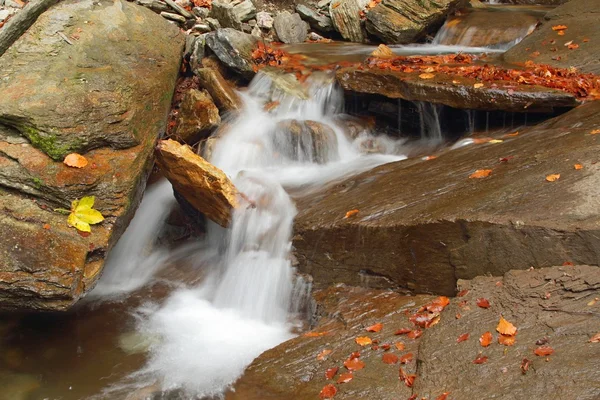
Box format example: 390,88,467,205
380,343,391,351
574,164,583,170
473,83,484,89
436,393,450,400
473,354,488,364
325,367,339,380
317,349,333,360
455,313,462,319
457,333,470,343
424,155,438,161
506,131,520,137
399,353,413,364
469,169,492,179
43,223,51,230
457,289,469,297
394,342,405,350
419,73,435,79
497,316,517,336
382,353,399,364
304,331,329,337
545,174,560,182
534,346,554,356
567,43,579,50
366,323,383,332
344,357,365,371
344,209,359,219
407,329,423,339
589,333,600,343
552,25,567,31
498,334,516,346
480,331,493,347
563,261,574,266
590,129,600,134
337,372,353,384
476,298,491,308
319,384,337,399
355,336,372,346
395,328,411,335
63,153,88,168
349,351,360,360
399,367,416,387
558,30,565,36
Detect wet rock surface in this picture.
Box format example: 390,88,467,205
205,28,258,79
273,11,308,44
329,0,369,43
336,67,580,112
366,0,465,44
293,101,600,295
195,67,243,113
276,119,339,164
231,265,600,399
174,89,221,144
504,0,600,74
0,0,183,311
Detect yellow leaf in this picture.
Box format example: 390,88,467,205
419,73,435,80
496,316,517,336
545,174,560,182
371,44,394,59
67,196,104,232
590,129,600,135
63,153,88,168
474,83,484,89
76,208,105,224
77,196,95,210
489,139,504,144
68,212,91,233
355,336,372,346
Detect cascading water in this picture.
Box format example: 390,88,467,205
97,70,407,398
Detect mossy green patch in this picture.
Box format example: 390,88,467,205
22,126,83,161
31,177,44,190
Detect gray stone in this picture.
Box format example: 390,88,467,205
273,11,308,44
206,16,221,30
329,0,369,42
192,6,210,19
136,0,170,12
210,0,256,30
205,28,257,78
164,0,194,18
189,34,206,70
192,23,211,33
317,0,331,9
296,4,334,32
256,10,273,29
160,11,186,23
5,0,24,8
0,9,12,22
251,24,261,38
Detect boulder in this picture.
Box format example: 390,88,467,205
174,89,221,144
366,0,466,44
229,265,600,399
195,67,243,112
257,67,310,100
210,0,256,30
293,101,600,296
0,0,183,311
205,28,258,79
273,11,309,44
504,0,600,74
275,119,338,164
256,11,273,29
336,67,580,112
296,4,334,33
155,139,239,227
329,0,369,43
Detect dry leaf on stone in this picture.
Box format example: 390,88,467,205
545,174,560,182
497,316,517,336
469,169,492,179
480,331,493,347
325,367,339,380
382,353,399,364
344,209,359,219
534,346,554,356
476,298,491,308
63,153,88,168
317,349,333,360
419,73,435,79
319,384,337,399
366,323,383,332
355,336,372,346
337,372,353,384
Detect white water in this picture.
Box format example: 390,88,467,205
96,71,408,398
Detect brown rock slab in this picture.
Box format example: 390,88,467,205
195,67,243,113
336,67,580,112
293,101,600,295
504,0,600,74
0,0,183,311
329,0,369,43
174,89,221,144
155,139,239,227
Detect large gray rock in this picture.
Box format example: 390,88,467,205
366,0,466,44
293,101,600,295
205,28,258,78
0,0,184,311
329,0,369,43
296,4,334,33
210,0,256,30
273,11,309,44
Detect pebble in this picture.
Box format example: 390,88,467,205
192,23,211,33
256,11,273,29
160,11,186,23
192,6,209,18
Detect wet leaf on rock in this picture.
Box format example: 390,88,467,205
319,384,337,399
469,169,492,179
399,353,413,364
574,164,583,170
545,174,561,182
534,346,554,356
552,25,568,31
64,153,88,168
497,316,517,336
407,329,423,339
589,333,600,343
473,354,488,364
371,44,394,59
382,353,399,364
436,393,450,400
325,367,339,380
337,372,353,384
457,333,470,343
457,289,469,297
366,323,383,332
344,209,359,219
395,342,405,350
498,334,516,346
480,331,493,347
476,298,491,308
521,358,531,374
419,73,435,79
317,349,333,360
344,358,365,371
399,367,416,387
395,328,412,335
67,196,104,233
355,336,372,346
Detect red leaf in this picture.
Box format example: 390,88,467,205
480,331,493,347
457,333,470,343
395,328,412,335
325,367,338,380
319,384,337,399
476,298,491,308
407,329,423,339
399,353,413,364
534,346,554,356
344,358,365,371
366,323,383,332
521,358,531,374
473,354,488,364
382,353,399,364
436,393,450,400
337,372,353,384
457,289,469,297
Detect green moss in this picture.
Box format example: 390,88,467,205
22,126,80,161
31,177,44,190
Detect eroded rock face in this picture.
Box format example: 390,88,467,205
230,265,600,399
195,67,243,113
366,0,465,44
293,101,600,295
0,0,184,311
205,28,258,79
504,0,600,74
174,89,221,144
273,11,308,44
275,119,338,164
210,0,256,30
329,0,369,43
155,139,239,227
336,67,580,112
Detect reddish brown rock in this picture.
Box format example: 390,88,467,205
195,67,243,113
174,89,221,144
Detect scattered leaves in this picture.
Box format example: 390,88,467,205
395,342,405,351
317,349,333,361
590,129,600,135
476,298,491,308
545,174,561,182
67,196,104,233
469,169,492,179
480,331,493,347
366,323,383,332
337,373,354,384
325,367,339,380
344,209,359,219
473,354,488,364
574,164,583,170
497,316,517,336
521,358,531,374
355,336,372,346
589,333,600,343
399,353,413,364
399,367,416,387
457,333,470,343
63,153,88,168
407,329,423,339
344,357,366,371
534,346,554,356
319,384,337,399
382,353,399,364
